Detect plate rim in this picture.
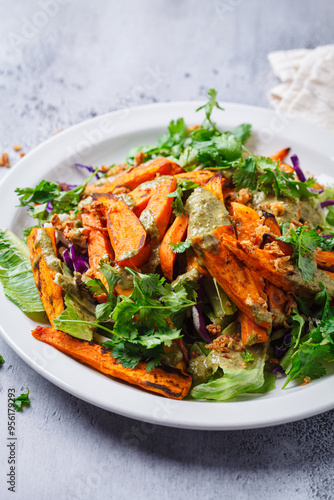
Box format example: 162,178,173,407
1,100,334,430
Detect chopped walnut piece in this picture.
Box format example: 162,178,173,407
236,188,252,205
19,152,25,157
274,255,293,273
134,151,146,166
263,241,285,257
270,201,285,217
205,333,244,354
0,153,10,167
13,144,21,151
206,324,221,337
301,376,311,386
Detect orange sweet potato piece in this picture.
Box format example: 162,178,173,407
128,186,153,217
81,211,114,268
27,228,64,327
143,176,177,241
315,249,334,272
202,172,225,204
103,196,149,269
32,326,192,400
175,170,215,185
186,251,209,276
270,148,290,163
192,228,272,328
238,311,269,345
230,202,262,245
159,214,189,281
221,232,299,294
86,158,183,194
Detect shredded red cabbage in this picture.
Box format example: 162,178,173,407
62,243,89,274
272,366,285,374
62,248,73,271
75,163,101,180
69,243,89,274
192,279,211,342
59,182,78,191
320,199,334,209
290,154,306,183
46,200,53,213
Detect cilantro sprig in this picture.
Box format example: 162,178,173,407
0,355,4,364
278,226,321,281
169,240,192,254
54,264,196,371
233,152,317,200
167,180,199,216
11,389,31,411
15,169,98,223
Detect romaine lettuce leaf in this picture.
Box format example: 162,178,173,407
191,345,268,401
0,229,44,315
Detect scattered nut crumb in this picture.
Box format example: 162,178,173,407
113,186,130,195
301,376,311,386
205,333,244,354
206,324,221,337
191,350,199,358
13,144,22,151
0,153,10,167
269,358,280,365
19,152,25,157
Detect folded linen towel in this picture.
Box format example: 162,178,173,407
268,45,334,130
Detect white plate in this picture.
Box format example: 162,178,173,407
1,101,334,430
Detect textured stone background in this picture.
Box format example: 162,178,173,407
1,1,334,499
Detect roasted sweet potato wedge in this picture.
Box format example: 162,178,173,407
32,326,192,400
159,214,189,281
27,228,64,327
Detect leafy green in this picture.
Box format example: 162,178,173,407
103,341,165,372
318,235,334,251
233,152,317,199
0,229,44,315
191,346,267,401
11,389,30,411
282,286,334,388
241,351,254,363
93,262,120,321
16,169,98,223
278,226,321,281
196,88,224,132
232,123,252,144
289,310,305,348
0,355,4,364
53,295,96,341
167,179,199,216
169,240,192,254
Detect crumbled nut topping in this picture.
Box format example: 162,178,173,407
0,153,10,167
236,188,252,205
205,334,245,354
13,144,21,151
206,324,221,337
301,376,311,385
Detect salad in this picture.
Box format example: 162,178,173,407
1,89,334,401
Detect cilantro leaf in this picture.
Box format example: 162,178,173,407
241,351,254,362
169,240,191,254
167,179,199,216
319,235,334,251
278,226,321,281
196,88,224,131
233,157,258,191
103,341,165,372
0,355,4,364
11,389,30,411
315,282,331,320
16,169,98,223
231,123,252,144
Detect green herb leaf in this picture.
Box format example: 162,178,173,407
241,351,254,363
169,240,191,254
11,389,30,411
231,123,252,144
0,355,4,364
278,226,321,281
16,169,98,223
196,88,224,131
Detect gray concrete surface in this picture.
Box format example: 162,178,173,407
0,1,334,499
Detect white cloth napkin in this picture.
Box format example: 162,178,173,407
268,45,334,130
